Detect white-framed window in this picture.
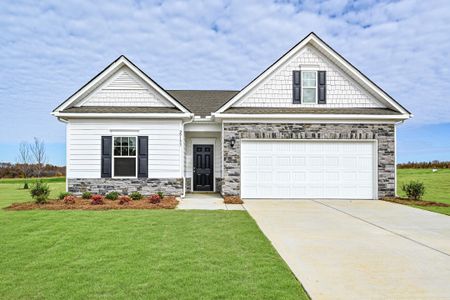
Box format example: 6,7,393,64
302,71,317,104
112,136,137,177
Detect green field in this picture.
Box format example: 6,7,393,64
0,179,307,299
0,177,65,184
397,168,450,215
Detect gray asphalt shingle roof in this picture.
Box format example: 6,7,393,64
166,90,239,117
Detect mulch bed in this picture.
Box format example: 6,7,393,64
383,197,450,207
5,196,179,211
223,196,243,204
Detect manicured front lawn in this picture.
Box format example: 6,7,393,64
0,180,308,299
397,168,450,215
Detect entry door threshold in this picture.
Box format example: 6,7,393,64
190,192,217,194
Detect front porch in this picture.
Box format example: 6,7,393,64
184,122,223,194
178,193,245,210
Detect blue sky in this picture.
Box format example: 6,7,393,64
0,0,449,166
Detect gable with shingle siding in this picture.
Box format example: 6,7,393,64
233,45,383,108
75,66,174,108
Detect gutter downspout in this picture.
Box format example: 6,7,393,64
181,115,194,198
56,117,69,191
394,119,406,197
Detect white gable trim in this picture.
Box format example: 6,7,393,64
52,56,190,114
216,33,411,116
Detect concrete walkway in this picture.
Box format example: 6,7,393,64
177,193,245,210
245,200,450,300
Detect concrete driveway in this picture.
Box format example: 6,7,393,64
244,200,450,300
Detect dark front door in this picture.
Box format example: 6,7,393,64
193,144,214,191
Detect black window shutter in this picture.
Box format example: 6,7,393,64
318,71,326,104
138,136,148,178
293,70,301,104
101,136,112,178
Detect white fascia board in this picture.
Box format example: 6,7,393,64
213,113,411,121
52,112,192,119
53,56,190,114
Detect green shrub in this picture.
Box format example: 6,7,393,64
130,191,143,200
402,181,425,200
105,191,120,200
157,191,164,199
30,181,50,204
23,182,29,189
58,192,72,200
82,191,92,199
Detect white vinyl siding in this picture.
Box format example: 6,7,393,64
241,140,376,199
67,119,182,178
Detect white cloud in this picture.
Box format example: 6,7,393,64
0,0,449,144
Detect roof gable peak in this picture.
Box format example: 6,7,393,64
52,55,191,114
215,32,410,116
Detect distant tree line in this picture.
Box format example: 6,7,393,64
0,137,65,180
397,161,450,169
0,162,65,178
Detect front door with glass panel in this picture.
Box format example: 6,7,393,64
193,144,214,191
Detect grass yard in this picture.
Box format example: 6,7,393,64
0,179,308,299
397,168,450,215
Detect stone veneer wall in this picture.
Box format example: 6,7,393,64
185,178,192,193
68,178,183,196
222,123,395,198
215,177,223,194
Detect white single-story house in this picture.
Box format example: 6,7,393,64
52,32,411,200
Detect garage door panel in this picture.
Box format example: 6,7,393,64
292,156,306,167
309,157,324,167
244,156,258,167
276,171,291,182
309,171,324,182
358,157,373,168
293,171,306,181
241,140,375,199
277,156,291,167
259,171,273,183
325,172,339,181
325,157,339,167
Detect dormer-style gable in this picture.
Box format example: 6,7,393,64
215,33,411,119
52,56,191,117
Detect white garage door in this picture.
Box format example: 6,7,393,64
241,140,376,199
